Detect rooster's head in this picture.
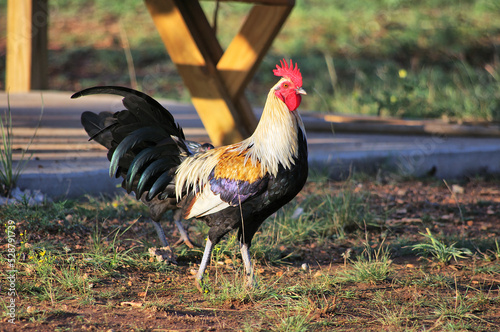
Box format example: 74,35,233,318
273,59,307,112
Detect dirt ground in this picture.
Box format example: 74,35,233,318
1,177,500,331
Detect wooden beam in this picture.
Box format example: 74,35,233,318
145,0,246,146
173,0,258,136
145,0,294,145
30,0,49,90
217,4,293,100
6,0,48,92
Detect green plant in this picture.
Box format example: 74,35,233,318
340,240,392,284
431,293,481,327
411,228,473,264
266,298,315,332
85,222,140,270
322,189,372,239
491,239,500,260
203,268,264,305
372,305,417,330
57,262,97,296
295,184,374,241
0,97,43,197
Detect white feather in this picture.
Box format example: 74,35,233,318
237,79,306,176
185,184,231,219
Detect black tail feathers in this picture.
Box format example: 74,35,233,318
75,86,188,200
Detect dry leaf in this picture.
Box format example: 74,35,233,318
120,301,142,307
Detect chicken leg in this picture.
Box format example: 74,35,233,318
195,238,214,292
240,242,256,288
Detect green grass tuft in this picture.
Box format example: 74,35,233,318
0,98,42,197
340,241,392,284
411,228,473,264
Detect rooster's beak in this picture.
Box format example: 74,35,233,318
296,87,307,95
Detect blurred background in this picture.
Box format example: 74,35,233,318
1,0,499,121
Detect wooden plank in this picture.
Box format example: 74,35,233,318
178,0,224,64
145,0,245,146
6,0,32,92
175,0,258,134
217,4,293,100
184,3,293,130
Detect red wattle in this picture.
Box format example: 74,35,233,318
275,90,302,111
285,93,301,111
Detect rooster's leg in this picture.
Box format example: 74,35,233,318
148,217,177,264
240,242,256,288
150,218,169,247
195,238,213,292
172,210,199,248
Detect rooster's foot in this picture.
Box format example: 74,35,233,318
173,236,200,249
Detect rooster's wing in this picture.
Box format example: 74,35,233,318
182,149,269,219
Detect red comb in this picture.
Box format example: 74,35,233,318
273,59,302,87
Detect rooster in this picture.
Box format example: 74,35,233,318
73,59,308,288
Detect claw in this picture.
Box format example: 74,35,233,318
195,278,206,293
173,236,200,248
172,215,200,248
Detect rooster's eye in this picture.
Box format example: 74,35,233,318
282,83,289,88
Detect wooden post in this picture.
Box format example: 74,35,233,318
6,0,48,92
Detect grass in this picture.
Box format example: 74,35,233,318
1,175,500,330
411,228,473,264
0,98,43,197
339,240,393,284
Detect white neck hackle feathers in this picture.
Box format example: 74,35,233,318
236,78,306,175
174,78,306,201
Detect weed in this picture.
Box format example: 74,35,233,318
299,183,374,240
473,263,500,275
0,97,43,197
265,298,315,332
57,262,97,296
204,269,264,305
490,239,500,260
321,189,372,239
411,228,473,264
432,294,476,324
85,222,141,270
339,240,392,284
405,272,455,289
371,305,418,330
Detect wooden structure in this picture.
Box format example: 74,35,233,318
6,0,49,92
144,0,295,145
6,0,295,145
